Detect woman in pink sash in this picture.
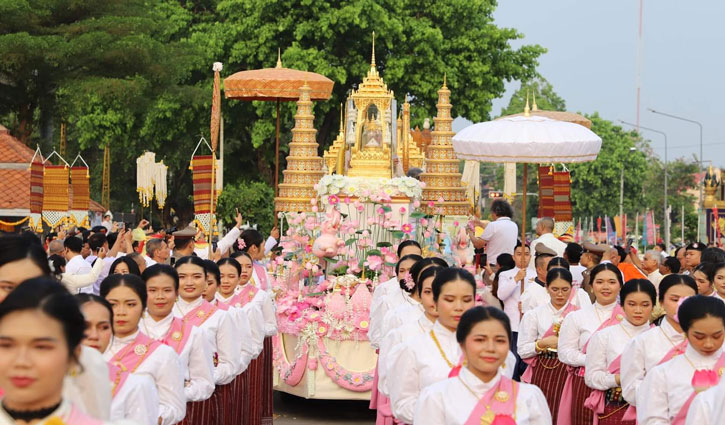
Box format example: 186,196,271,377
708,262,725,302
236,230,277,425
620,275,697,409
140,264,216,425
388,268,477,424
172,256,242,425
415,306,551,425
0,278,110,425
584,279,656,425
637,295,725,425
692,263,715,296
518,267,580,421
77,294,160,425
557,263,624,425
100,274,186,425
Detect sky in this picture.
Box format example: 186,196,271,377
453,0,725,168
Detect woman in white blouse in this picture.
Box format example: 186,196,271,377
557,262,624,425
378,266,446,397
100,274,186,425
415,306,551,425
518,267,581,421
78,293,159,425
388,267,477,424
708,262,725,301
620,274,697,408
692,263,715,296
637,295,725,425
685,373,725,425
584,279,656,424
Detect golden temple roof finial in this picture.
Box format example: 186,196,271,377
371,31,376,67
524,90,530,117
276,48,282,68
532,90,539,112
443,73,447,88
339,103,344,134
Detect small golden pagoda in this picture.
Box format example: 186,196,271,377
420,76,470,215
323,106,347,174
274,82,325,212
396,99,425,172
346,33,393,178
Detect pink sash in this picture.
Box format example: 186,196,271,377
182,300,218,327
161,317,194,355
253,263,269,290
584,355,622,425
521,302,580,383
108,363,130,398
557,304,625,425
237,284,259,307
448,353,467,378
215,293,242,311
109,332,162,374
463,375,517,425
671,352,725,425
658,340,688,365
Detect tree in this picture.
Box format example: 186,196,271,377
498,76,566,117
569,115,650,218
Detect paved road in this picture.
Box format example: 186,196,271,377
273,391,376,424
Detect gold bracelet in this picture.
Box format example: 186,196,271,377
534,340,543,353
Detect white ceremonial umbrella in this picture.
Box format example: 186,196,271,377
452,114,602,242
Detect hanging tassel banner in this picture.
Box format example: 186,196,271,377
42,165,69,227
538,166,555,218
192,155,217,214
29,161,44,214
70,166,89,211
552,170,572,221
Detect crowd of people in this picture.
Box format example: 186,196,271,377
0,197,723,424
369,199,725,425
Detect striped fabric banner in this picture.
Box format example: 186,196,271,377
552,171,572,221
538,166,554,218
42,165,69,212
70,166,89,211
29,161,44,214
192,155,216,214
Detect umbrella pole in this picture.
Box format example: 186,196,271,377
521,164,528,243
274,98,280,226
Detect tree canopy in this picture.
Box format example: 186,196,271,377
1,0,545,226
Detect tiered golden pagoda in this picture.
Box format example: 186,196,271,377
346,33,393,178
420,76,470,215
274,83,325,212
323,106,347,174
396,98,425,172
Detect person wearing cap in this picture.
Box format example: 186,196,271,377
172,226,197,263
580,242,607,302
683,242,704,274
529,217,567,268
101,211,113,233
533,244,556,287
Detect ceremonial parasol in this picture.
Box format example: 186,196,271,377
224,52,334,196
452,105,602,242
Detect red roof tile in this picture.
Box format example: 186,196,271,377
0,132,35,164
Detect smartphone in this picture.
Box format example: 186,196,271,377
477,252,488,268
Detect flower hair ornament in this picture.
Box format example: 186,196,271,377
673,295,691,324
401,272,415,291
237,238,246,250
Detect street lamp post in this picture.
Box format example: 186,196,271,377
620,120,669,250
619,146,637,243
648,109,703,241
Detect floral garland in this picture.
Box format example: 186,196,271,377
316,175,423,201
272,334,308,387
316,339,375,392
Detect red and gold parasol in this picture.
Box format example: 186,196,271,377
224,51,334,197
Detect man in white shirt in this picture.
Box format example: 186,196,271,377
63,236,93,293
145,237,170,266
564,242,587,289
642,249,664,290
469,198,518,265
529,217,567,268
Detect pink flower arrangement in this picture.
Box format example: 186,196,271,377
328,195,340,205
364,255,383,271
401,223,413,234
402,272,415,290
692,369,719,392
237,239,246,250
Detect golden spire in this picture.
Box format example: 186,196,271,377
276,48,282,68
443,73,447,88
371,31,376,67
524,90,530,116
338,103,344,134
532,90,539,111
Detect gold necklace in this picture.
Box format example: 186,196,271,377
619,323,633,338
457,374,518,425
682,354,698,370
659,325,682,349
430,329,455,368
